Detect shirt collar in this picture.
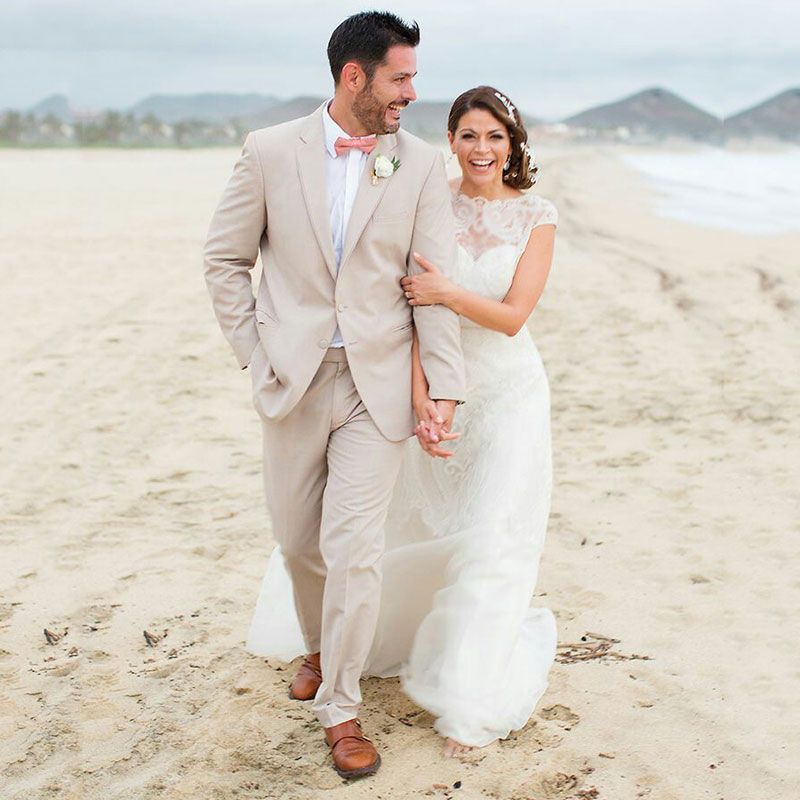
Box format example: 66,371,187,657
322,99,376,158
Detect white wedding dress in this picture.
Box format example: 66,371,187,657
246,187,559,747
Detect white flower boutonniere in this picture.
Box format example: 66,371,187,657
372,154,401,185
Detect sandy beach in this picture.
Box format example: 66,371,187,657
1,142,797,799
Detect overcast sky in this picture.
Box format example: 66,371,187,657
1,0,798,118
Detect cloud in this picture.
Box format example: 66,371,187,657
2,0,798,56
1,0,798,115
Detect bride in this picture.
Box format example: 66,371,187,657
246,85,559,758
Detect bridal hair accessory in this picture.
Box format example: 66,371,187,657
371,154,401,185
494,91,516,121
521,141,538,184
502,141,537,184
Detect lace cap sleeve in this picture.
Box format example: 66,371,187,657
531,196,558,229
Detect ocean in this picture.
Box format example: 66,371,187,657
620,147,800,236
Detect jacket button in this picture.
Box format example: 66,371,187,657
318,339,328,348
337,303,345,312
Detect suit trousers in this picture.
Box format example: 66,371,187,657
258,347,406,728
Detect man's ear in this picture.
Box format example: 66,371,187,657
340,61,366,94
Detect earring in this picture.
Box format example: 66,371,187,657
447,152,455,163
503,157,511,171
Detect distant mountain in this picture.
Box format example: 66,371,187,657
29,93,73,121
238,96,327,129
8,86,798,146
129,92,279,123
400,101,451,139
563,87,722,140
402,102,540,140
724,88,800,141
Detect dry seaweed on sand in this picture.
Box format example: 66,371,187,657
556,632,652,664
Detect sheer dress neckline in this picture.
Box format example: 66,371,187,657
450,186,557,262
451,186,528,205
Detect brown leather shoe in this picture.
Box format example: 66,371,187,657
288,652,322,701
324,718,381,779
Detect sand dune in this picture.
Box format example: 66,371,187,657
0,145,797,799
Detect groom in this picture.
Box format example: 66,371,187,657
204,11,465,778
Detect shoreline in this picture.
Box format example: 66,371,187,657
615,146,800,236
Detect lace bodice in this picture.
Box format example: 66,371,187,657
453,188,557,261
450,188,557,328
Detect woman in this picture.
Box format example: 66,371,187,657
247,85,558,757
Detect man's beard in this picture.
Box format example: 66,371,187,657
352,82,400,135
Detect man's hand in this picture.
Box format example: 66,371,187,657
414,421,460,458
413,398,460,458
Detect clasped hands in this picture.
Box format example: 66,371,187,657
414,397,460,459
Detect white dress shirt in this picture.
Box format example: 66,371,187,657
322,100,374,347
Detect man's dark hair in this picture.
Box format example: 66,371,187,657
327,11,420,85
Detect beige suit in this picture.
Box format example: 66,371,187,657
204,103,466,727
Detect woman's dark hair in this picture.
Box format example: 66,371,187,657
327,11,420,85
447,86,538,190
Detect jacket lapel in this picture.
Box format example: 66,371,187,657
296,105,338,281
339,132,398,272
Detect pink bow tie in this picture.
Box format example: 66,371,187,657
334,136,377,157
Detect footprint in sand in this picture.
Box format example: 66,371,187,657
232,735,341,791
362,676,432,727
594,450,652,468
539,704,580,726
503,720,564,749
41,659,81,678
560,588,605,608
85,649,113,662
0,602,23,625
141,662,183,679
554,608,577,622
78,603,118,631
754,267,795,312
16,570,38,588
513,771,582,799
643,402,681,423
653,267,697,312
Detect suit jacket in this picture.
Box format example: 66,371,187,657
203,102,466,442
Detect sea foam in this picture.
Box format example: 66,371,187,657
621,147,800,236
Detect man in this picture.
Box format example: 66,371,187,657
203,11,465,779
